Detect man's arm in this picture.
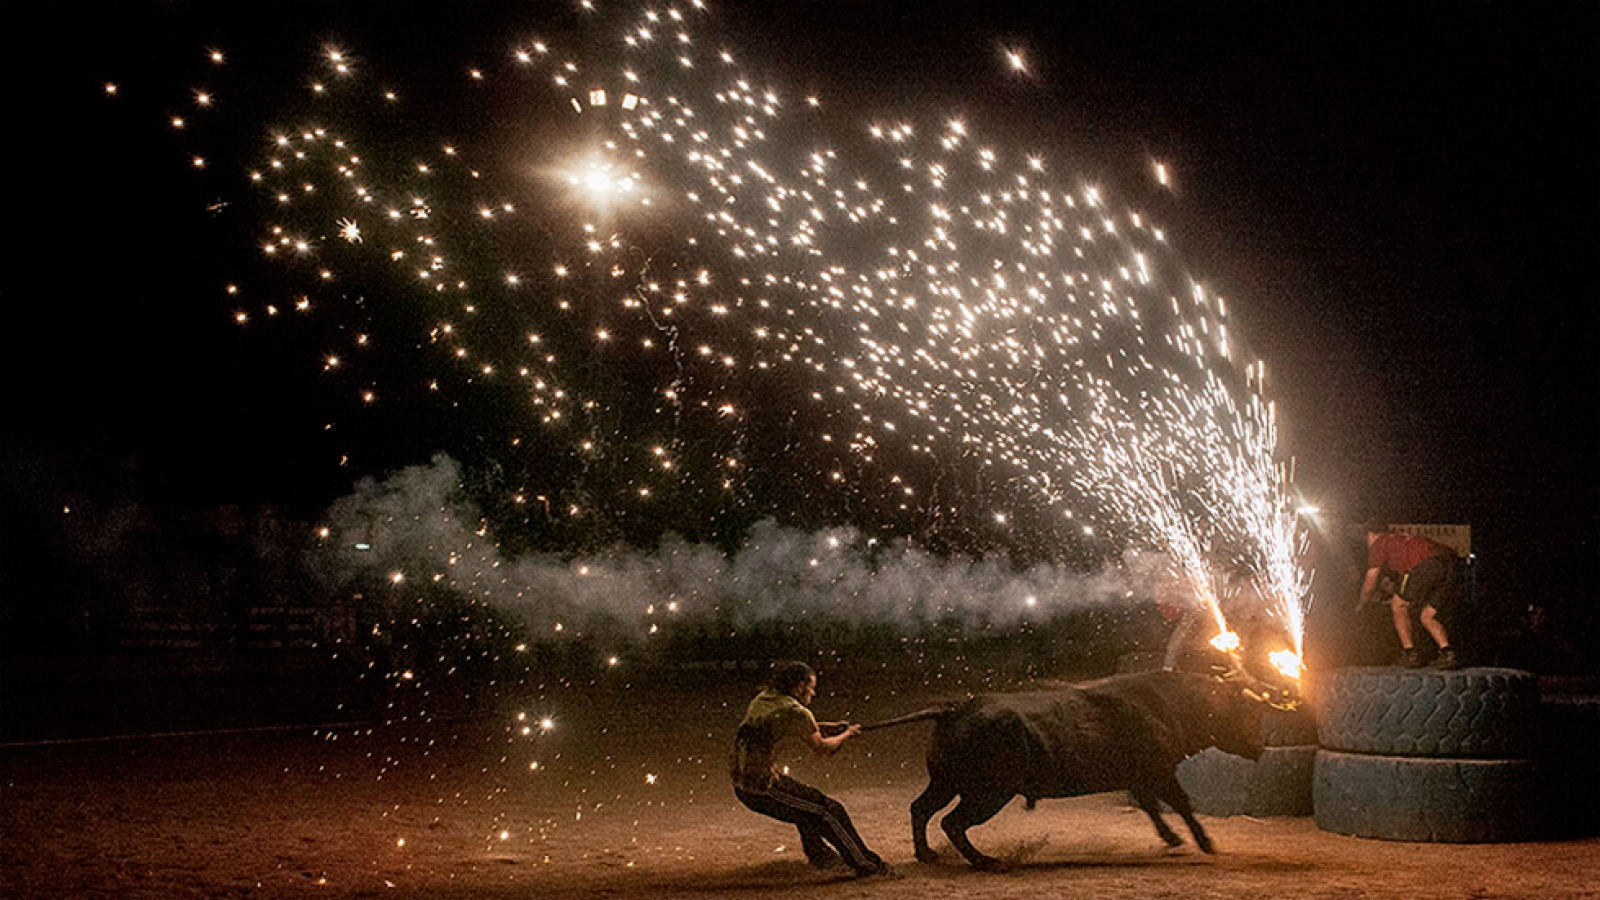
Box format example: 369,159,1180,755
802,722,861,756
1358,566,1381,606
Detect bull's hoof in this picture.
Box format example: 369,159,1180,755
1196,837,1216,854
914,847,940,864
968,855,1006,872
1160,831,1184,848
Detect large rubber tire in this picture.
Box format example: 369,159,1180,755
1313,750,1541,842
1177,745,1315,817
1540,696,1600,838
1261,707,1319,747
1316,667,1538,758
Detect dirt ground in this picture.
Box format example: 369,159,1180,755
3,670,1598,900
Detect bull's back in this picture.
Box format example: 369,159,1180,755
928,691,1152,798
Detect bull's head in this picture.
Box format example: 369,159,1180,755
1194,666,1283,761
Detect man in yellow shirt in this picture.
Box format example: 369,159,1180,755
730,661,894,878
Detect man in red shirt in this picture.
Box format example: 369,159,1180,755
1360,527,1463,669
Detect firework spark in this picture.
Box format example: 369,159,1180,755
141,2,1310,664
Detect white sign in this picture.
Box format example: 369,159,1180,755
1389,524,1471,557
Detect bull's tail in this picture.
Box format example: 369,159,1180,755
858,704,957,733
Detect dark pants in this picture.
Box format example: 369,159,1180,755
1400,554,1462,614
734,775,884,874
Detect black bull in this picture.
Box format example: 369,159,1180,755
863,670,1283,869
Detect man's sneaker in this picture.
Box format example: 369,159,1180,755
853,863,903,880
1429,648,1461,670
806,850,844,870
1396,648,1425,668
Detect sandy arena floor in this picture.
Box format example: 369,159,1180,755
3,670,1597,899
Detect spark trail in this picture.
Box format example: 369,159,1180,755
141,2,1311,671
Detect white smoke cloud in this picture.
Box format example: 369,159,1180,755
316,455,1167,649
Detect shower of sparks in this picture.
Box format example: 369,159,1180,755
139,2,1310,666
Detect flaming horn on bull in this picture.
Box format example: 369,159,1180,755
1208,628,1305,701
1207,629,1304,710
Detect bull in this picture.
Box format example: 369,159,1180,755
864,669,1292,869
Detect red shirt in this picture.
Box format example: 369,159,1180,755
1368,533,1453,574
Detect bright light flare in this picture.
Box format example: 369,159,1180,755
1269,649,1304,681
1208,629,1242,654
563,156,642,212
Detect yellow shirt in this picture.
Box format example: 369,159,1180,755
730,689,816,790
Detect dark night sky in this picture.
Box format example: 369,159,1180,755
3,2,1597,606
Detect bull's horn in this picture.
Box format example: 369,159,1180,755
1211,663,1248,682
1215,664,1302,710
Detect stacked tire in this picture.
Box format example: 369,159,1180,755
1313,667,1541,842
1177,706,1319,817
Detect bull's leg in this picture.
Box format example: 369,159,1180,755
1130,784,1183,848
1155,776,1214,853
940,791,1013,870
910,779,959,863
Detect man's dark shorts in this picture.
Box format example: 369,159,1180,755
1399,554,1462,613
